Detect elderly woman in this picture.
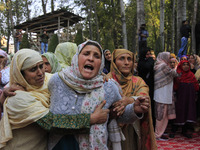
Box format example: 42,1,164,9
42,52,61,73
0,49,110,150
107,49,157,150
47,40,150,149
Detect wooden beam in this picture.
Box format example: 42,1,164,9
33,26,64,33
29,22,64,32
22,12,65,29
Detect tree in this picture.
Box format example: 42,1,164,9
41,0,47,15
20,33,30,49
160,0,165,51
48,34,59,53
120,0,127,49
137,0,145,54
191,0,198,54
74,28,84,45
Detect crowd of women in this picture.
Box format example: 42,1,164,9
135,49,200,141
0,39,198,150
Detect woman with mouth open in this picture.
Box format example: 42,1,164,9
47,40,150,149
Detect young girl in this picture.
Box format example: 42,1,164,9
174,60,199,138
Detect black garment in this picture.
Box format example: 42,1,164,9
137,49,155,128
195,23,200,55
180,24,191,38
103,59,111,74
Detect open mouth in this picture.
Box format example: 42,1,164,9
84,64,94,70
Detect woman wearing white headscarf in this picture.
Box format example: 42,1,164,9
154,52,178,140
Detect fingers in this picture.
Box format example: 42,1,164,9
97,100,106,109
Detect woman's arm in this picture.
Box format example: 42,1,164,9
36,100,110,133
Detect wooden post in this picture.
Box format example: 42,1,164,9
58,16,60,43
67,19,69,41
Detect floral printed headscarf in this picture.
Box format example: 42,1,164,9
59,40,104,93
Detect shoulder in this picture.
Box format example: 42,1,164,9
104,79,121,92
6,91,34,106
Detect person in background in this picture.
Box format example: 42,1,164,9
195,21,200,55
54,42,77,69
42,52,62,74
40,29,49,54
137,48,155,128
138,24,149,57
180,55,188,61
188,54,200,74
14,29,23,52
0,36,7,51
103,49,111,74
195,68,200,132
150,49,156,60
170,53,176,59
169,58,179,70
172,60,199,138
177,20,191,58
107,49,157,150
0,50,9,90
154,52,177,140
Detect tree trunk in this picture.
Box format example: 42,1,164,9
120,0,127,49
160,0,165,51
51,0,54,12
192,0,198,54
137,0,145,54
171,0,175,53
88,0,93,40
93,0,100,42
41,0,47,15
182,0,187,21
176,0,182,52
25,0,30,20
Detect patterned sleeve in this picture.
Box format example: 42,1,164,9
1,67,10,85
36,112,90,134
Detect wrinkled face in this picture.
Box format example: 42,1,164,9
182,62,190,71
170,59,176,69
23,62,45,87
181,57,187,61
188,55,195,64
78,45,102,80
104,51,111,61
42,56,52,73
115,53,133,77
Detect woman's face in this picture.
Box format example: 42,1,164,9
23,62,45,87
42,56,52,73
78,45,102,80
115,53,133,77
146,51,151,58
188,55,195,64
170,59,176,69
182,62,190,71
181,56,187,61
104,51,111,61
